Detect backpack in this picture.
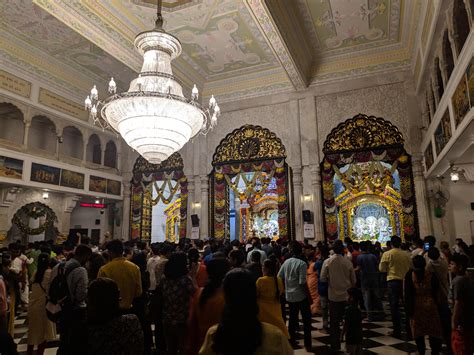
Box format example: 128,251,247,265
45,262,79,323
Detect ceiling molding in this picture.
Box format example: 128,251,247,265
244,0,308,90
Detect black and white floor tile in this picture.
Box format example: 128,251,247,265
12,307,443,355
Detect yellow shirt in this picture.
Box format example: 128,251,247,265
199,322,293,355
379,248,412,281
97,257,142,309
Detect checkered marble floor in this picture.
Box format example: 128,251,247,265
12,307,442,354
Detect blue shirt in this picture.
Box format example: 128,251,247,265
356,252,379,289
278,257,307,302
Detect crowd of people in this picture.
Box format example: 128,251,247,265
0,234,473,355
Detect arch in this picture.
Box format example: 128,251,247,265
210,125,292,240
130,152,187,241
104,140,117,168
86,134,102,164
28,115,57,154
434,58,445,100
322,114,404,154
442,30,455,82
60,126,83,159
453,0,470,55
212,124,286,165
321,114,418,242
0,102,24,145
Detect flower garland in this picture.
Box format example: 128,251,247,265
12,203,57,235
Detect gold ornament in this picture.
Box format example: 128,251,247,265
323,114,404,153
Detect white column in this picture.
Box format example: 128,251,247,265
101,147,106,166
412,157,433,237
292,167,304,241
82,139,88,162
23,121,31,147
121,181,131,240
310,164,324,241
200,175,209,238
187,177,195,235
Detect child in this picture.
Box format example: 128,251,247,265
341,288,363,355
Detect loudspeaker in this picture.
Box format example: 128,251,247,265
302,210,312,223
191,214,200,227
471,202,474,210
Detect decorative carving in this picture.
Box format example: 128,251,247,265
0,187,22,208
323,114,404,154
133,152,184,174
212,125,286,165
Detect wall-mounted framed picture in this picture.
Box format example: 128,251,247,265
31,163,60,185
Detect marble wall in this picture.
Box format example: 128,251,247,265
122,74,432,241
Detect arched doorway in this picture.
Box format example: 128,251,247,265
321,114,418,243
210,125,293,240
130,153,188,242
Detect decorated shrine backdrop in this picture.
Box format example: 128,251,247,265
321,114,418,242
130,153,188,241
210,125,292,240
10,202,58,243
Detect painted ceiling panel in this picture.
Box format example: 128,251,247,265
0,0,137,93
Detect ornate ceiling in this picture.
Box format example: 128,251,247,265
0,0,422,104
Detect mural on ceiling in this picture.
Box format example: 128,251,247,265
177,15,266,74
81,0,278,78
0,0,136,92
299,0,401,54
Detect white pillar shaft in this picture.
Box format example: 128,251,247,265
310,165,325,241
122,183,131,240
23,122,30,147
412,159,433,237
293,168,303,241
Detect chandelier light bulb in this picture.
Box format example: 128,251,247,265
192,84,199,100
84,1,219,164
91,105,97,118
90,85,98,100
209,95,216,108
84,95,92,110
108,77,117,94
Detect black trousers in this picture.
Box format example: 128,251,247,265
329,300,346,351
57,308,87,355
288,298,312,349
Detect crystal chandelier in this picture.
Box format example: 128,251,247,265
84,0,220,164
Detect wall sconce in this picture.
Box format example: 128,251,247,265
450,170,460,182
303,194,312,202
192,202,201,209
42,191,49,199
450,165,461,183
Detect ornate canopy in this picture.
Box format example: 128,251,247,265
323,114,404,154
212,125,286,166
133,152,184,174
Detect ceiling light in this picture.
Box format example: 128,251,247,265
42,192,49,199
450,171,460,182
95,199,100,204
85,2,219,164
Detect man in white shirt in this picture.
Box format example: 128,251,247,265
147,243,161,292
321,240,356,352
